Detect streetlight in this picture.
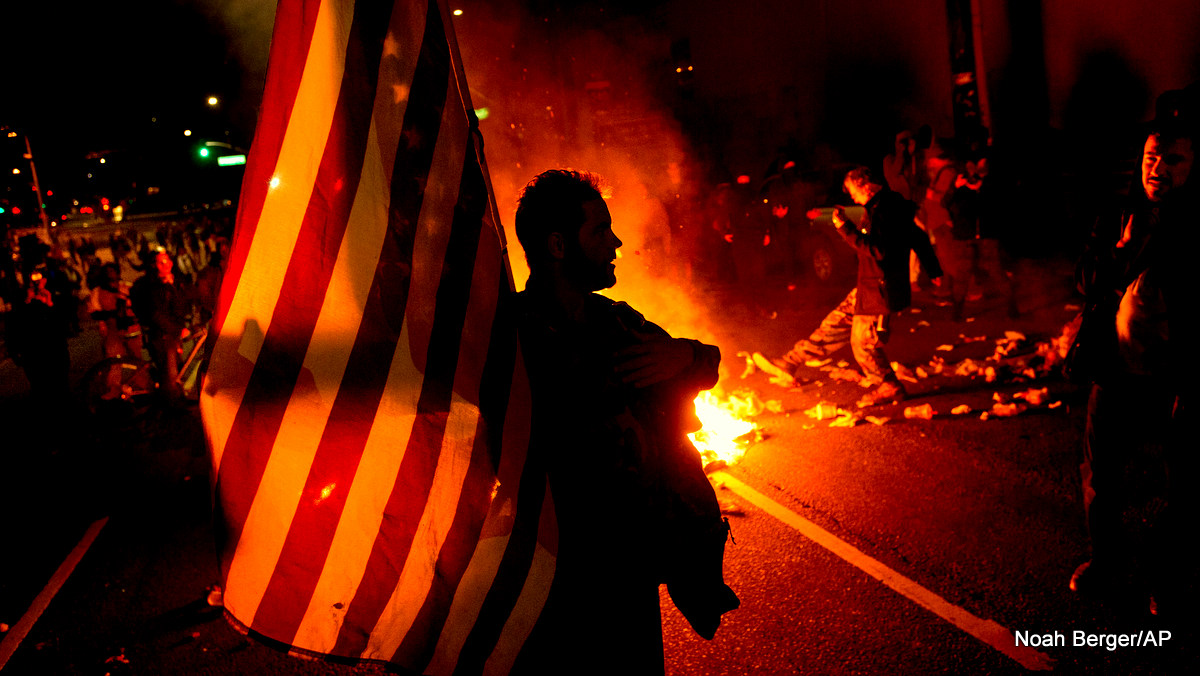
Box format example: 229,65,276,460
207,96,220,106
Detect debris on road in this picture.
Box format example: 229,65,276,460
750,352,797,388
991,401,1026,417
804,401,841,420
829,410,864,427
951,404,972,415
936,344,955,352
904,404,935,419
865,415,890,426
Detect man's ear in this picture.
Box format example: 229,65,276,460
547,231,566,260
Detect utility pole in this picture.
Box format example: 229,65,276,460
945,0,990,155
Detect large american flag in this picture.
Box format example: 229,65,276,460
200,0,556,671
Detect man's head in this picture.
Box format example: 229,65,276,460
843,166,878,205
1141,129,1194,202
515,169,622,290
154,248,174,280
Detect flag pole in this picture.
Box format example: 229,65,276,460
436,0,518,289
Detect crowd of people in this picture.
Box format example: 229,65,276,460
1,213,232,410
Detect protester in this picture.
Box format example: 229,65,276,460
775,166,943,408
510,169,738,674
130,248,191,402
1069,85,1196,616
941,152,1019,319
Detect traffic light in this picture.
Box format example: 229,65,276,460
199,147,210,158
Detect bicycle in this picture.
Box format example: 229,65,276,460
81,322,209,422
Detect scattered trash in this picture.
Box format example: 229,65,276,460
802,424,815,430
0,623,8,633
910,307,922,313
992,402,1026,417
765,399,784,414
951,404,972,415
980,411,990,420
966,317,976,322
936,301,951,307
891,362,919,384
917,320,931,327
1048,400,1063,409
829,410,864,427
1004,331,1027,342
915,366,930,379
805,402,841,420
105,651,131,665
207,586,224,607
826,367,863,383
954,359,983,377
1013,387,1050,406
936,344,955,352
984,366,997,383
865,415,890,426
903,404,935,419
1065,303,1082,312
805,358,832,367
959,334,988,343
752,352,796,387
836,360,849,368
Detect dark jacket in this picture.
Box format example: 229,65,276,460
1074,194,1190,387
513,290,736,670
837,188,942,314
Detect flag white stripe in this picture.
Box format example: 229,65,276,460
223,114,391,624
363,393,479,661
364,196,502,660
481,494,557,676
204,0,357,476
289,68,468,654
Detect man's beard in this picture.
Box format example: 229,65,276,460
563,242,616,291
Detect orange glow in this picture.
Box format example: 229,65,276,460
689,391,758,468
736,175,750,184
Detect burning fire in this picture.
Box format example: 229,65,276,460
689,390,759,468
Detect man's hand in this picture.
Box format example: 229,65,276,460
616,337,695,388
831,205,847,229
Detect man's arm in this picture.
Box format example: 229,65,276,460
910,221,943,279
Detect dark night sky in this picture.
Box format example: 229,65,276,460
3,1,274,178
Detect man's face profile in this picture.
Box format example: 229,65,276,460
564,198,622,291
844,179,870,206
1141,133,1194,202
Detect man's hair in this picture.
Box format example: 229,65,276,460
515,169,603,266
843,166,873,190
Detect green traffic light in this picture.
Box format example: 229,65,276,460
199,147,210,158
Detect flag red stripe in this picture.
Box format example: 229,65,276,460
389,166,511,669
215,0,322,338
332,132,486,659
388,411,497,669
251,0,455,646
213,0,395,585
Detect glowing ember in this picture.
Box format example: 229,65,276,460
689,390,758,468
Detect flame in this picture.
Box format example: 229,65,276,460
689,390,758,468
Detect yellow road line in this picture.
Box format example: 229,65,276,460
713,472,1054,672
0,517,110,671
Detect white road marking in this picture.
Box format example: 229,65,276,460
713,472,1055,672
0,517,110,671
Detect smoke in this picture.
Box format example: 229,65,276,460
453,3,729,357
